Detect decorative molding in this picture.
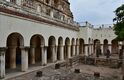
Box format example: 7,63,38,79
0,7,79,31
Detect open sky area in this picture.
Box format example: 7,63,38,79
69,0,124,25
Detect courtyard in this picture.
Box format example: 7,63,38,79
5,56,122,80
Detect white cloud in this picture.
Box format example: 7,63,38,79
69,0,123,25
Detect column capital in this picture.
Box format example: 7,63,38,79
0,47,7,56
0,47,7,51
40,45,45,47
20,47,30,51
25,47,30,50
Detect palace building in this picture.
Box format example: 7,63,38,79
0,0,121,79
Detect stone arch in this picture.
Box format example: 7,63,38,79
6,32,24,72
47,36,56,62
71,38,75,45
111,39,118,54
64,37,70,59
30,34,45,65
88,38,91,44
58,37,63,45
76,38,79,45
94,39,101,54
48,36,56,46
103,39,108,55
57,37,63,60
79,38,85,54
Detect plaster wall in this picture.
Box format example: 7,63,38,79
0,14,78,47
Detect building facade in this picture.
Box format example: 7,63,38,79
0,0,121,79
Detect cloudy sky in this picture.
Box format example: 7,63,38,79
68,0,123,25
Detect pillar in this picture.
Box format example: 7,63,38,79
42,46,47,65
0,48,6,79
59,45,64,61
85,45,88,56
21,47,28,72
67,45,71,58
51,46,56,62
30,47,35,64
9,47,16,69
72,45,75,56
76,45,79,55
55,46,58,61
45,47,47,64
89,44,92,55
101,45,103,55
91,44,94,54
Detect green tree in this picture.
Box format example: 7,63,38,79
113,4,124,41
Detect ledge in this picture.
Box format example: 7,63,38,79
0,7,79,31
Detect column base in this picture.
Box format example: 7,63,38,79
42,63,47,66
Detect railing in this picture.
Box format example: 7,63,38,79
79,22,93,28
0,0,79,27
79,21,113,29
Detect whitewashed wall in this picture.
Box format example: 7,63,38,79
0,14,78,47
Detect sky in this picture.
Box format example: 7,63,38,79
68,0,124,25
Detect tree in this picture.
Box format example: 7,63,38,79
113,4,124,80
113,4,124,41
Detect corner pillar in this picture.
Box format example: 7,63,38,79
0,48,6,79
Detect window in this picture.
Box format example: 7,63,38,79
46,9,51,16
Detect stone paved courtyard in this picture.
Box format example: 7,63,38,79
8,64,121,80
34,65,121,80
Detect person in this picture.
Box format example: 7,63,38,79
106,49,110,58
